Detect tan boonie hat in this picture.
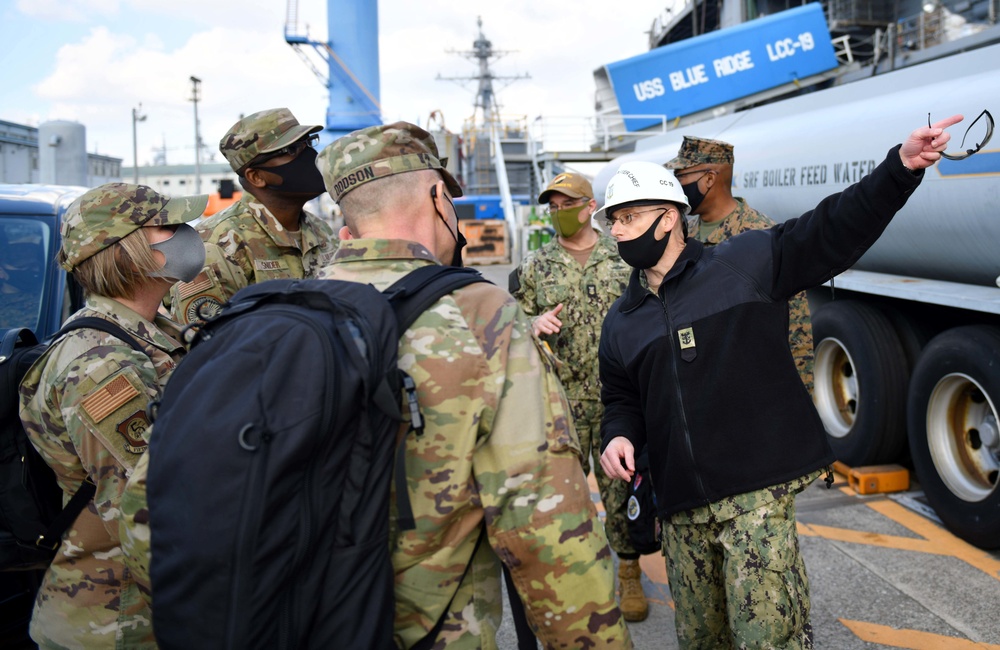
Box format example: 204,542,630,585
538,172,593,204
664,136,735,170
317,121,463,201
60,183,208,271
219,108,323,172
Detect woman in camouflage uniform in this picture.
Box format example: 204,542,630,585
18,183,206,649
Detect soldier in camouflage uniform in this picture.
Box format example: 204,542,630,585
665,136,814,394
167,107,338,325
316,121,632,649
18,183,208,648
508,173,647,622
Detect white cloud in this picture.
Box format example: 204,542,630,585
17,0,120,22
32,23,326,165
16,0,671,167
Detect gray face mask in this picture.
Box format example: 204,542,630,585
149,224,206,283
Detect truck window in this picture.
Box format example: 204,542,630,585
0,219,52,331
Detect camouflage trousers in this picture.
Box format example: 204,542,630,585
570,399,635,556
662,492,812,650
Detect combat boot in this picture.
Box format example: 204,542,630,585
618,558,648,622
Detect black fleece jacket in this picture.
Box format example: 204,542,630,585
599,146,923,518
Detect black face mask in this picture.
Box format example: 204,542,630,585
617,213,669,269
681,180,707,214
432,186,466,267
261,147,326,198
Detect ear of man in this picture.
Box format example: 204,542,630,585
241,166,270,190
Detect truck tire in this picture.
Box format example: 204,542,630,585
812,301,908,465
907,325,1000,550
883,306,933,373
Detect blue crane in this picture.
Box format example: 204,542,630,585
284,0,382,140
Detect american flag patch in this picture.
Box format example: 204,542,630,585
81,376,139,423
178,272,213,299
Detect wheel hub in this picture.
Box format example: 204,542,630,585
926,373,1000,502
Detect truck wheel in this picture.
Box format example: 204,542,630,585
907,325,1000,549
812,301,908,465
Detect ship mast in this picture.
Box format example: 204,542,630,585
437,16,530,125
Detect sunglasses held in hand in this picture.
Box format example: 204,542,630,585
928,110,994,161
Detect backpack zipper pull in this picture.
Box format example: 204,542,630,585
402,373,423,436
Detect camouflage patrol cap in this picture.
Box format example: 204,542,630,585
664,136,735,170
538,172,593,204
317,121,463,201
219,108,323,172
60,183,208,272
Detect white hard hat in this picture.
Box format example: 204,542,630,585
595,161,690,221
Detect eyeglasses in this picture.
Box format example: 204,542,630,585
930,109,994,161
543,197,588,216
245,134,319,169
673,168,715,183
605,207,668,229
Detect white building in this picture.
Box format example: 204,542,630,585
0,119,121,186
121,162,241,197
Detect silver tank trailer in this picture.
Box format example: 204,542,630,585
594,42,1000,551
594,43,1000,287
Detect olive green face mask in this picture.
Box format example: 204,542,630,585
551,203,589,238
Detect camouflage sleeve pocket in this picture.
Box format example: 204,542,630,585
70,365,153,471
539,364,583,460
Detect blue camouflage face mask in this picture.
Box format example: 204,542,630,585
149,224,206,283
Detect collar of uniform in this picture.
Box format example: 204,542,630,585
719,197,751,230
243,196,308,249
330,238,439,264
591,230,623,264
618,239,705,312
296,212,330,253
552,229,617,267
619,267,650,313
82,295,183,353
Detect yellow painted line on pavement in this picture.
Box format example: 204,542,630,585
797,521,943,553
796,485,1000,580
840,619,1000,649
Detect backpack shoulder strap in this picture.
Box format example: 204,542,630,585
384,265,491,332
383,265,492,533
30,317,146,550
0,328,38,364
34,477,97,550
55,317,147,355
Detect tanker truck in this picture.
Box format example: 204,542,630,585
592,42,1000,550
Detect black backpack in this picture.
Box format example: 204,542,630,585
0,318,146,572
626,448,661,555
147,265,488,650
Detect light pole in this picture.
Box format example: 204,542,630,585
131,104,146,184
190,76,202,193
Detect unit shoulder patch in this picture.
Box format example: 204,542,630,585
116,410,150,453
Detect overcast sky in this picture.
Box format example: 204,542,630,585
0,0,677,169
